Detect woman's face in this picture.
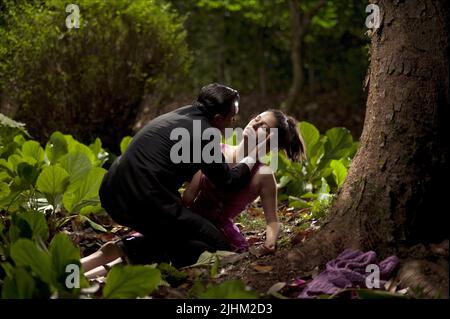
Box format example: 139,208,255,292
244,111,277,138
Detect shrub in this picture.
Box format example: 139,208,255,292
0,0,191,153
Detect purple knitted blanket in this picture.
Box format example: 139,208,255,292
298,249,399,298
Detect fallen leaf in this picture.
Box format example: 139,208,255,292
267,282,286,295
251,262,273,273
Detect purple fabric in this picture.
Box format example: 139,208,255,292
298,249,399,298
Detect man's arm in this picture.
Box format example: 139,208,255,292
200,156,254,191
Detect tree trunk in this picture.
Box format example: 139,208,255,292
284,0,304,112
258,30,268,98
289,0,449,281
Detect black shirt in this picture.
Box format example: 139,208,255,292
99,104,251,221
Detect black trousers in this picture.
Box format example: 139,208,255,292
105,197,230,268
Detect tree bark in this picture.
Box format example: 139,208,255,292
289,0,449,277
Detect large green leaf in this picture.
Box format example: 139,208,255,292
45,132,68,164
330,160,347,188
49,233,83,290
9,213,33,242
0,158,13,176
8,154,36,174
16,162,40,186
22,140,44,163
120,136,133,155
79,215,107,232
59,151,92,184
62,167,106,213
278,175,293,188
64,135,96,164
307,137,325,167
36,166,70,206
199,280,259,299
1,267,36,299
103,265,162,299
317,177,331,201
89,137,109,166
299,122,320,159
17,211,49,242
324,127,354,160
0,181,10,199
10,239,52,285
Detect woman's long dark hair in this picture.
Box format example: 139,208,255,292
269,109,306,162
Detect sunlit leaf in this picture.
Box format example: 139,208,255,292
45,132,68,164
10,239,52,285
36,166,70,206
120,136,133,155
330,160,347,188
103,265,162,299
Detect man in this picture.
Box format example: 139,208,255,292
99,83,265,266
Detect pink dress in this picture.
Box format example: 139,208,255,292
188,144,262,252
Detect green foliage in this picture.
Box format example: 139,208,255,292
1,234,88,299
157,263,187,286
120,136,133,155
1,115,174,300
102,265,164,299
275,121,358,219
36,166,70,207
167,0,368,103
0,117,109,219
0,0,190,152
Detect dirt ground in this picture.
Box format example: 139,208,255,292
75,204,449,299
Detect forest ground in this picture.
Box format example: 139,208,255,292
70,200,449,299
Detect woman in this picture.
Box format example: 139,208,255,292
81,110,305,278
183,109,305,254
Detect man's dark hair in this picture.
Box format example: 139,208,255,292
195,83,240,118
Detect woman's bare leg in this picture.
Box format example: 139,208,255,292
81,241,123,273
182,171,202,207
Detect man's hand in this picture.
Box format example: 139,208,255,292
247,128,273,163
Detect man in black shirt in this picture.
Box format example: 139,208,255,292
99,84,260,266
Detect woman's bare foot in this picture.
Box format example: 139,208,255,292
81,241,123,273
84,257,123,280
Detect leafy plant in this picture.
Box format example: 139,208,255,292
275,121,358,219
102,265,164,299
0,211,89,299
0,117,110,233
0,0,190,153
